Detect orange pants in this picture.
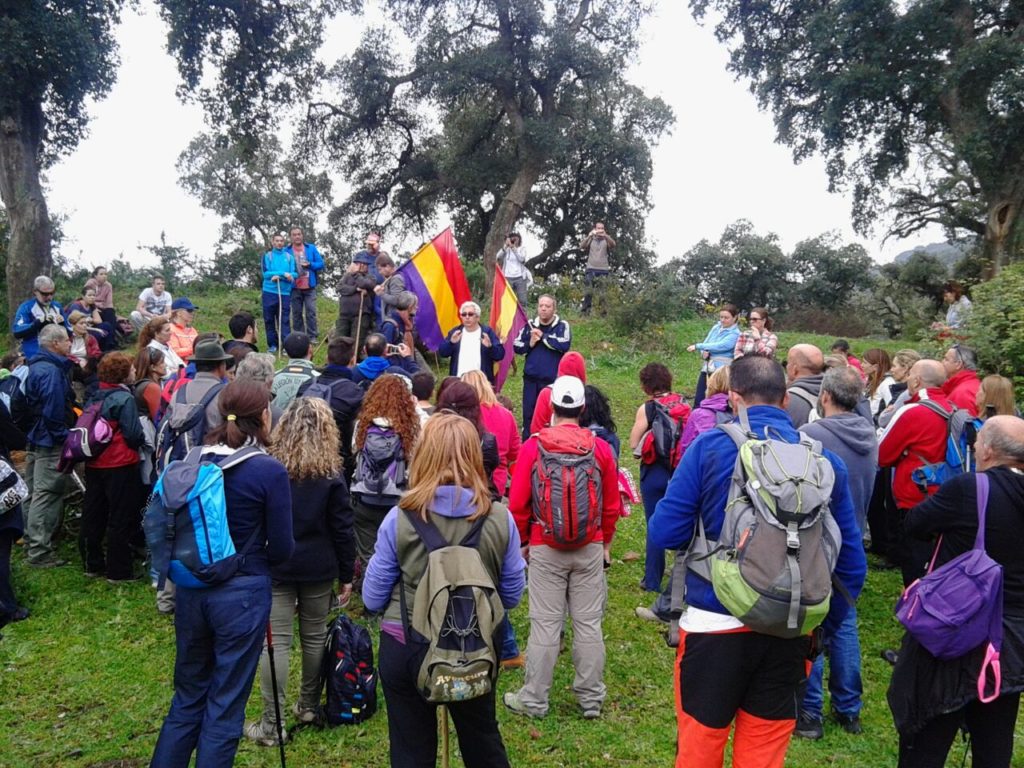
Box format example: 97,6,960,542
673,626,811,768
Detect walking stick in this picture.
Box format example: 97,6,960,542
439,705,450,768
275,280,284,362
266,623,287,768
350,291,366,366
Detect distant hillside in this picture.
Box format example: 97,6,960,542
892,241,970,271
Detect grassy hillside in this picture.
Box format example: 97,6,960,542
0,289,1019,767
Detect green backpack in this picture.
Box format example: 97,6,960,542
399,508,506,703
692,410,840,638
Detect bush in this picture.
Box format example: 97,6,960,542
964,262,1024,400
775,306,871,338
606,272,696,336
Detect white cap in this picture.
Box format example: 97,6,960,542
550,375,585,409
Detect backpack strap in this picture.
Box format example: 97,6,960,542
915,398,952,422
974,471,990,551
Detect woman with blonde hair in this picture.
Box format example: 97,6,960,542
351,375,421,572
363,412,526,767
246,396,356,745
976,374,1018,419
878,349,923,429
462,369,521,496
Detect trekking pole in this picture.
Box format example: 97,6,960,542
350,292,366,367
276,280,284,362
265,623,287,768
439,705,450,768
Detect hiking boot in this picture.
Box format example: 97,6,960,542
581,705,601,720
28,555,67,569
635,606,668,625
794,713,823,740
293,701,319,724
245,719,287,747
833,710,863,735
503,691,545,719
500,653,525,670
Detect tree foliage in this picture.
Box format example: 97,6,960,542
302,0,673,289
691,0,1024,277
965,262,1024,399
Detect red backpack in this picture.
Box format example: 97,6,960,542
530,427,603,549
641,393,691,468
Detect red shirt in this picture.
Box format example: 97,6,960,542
942,369,980,417
509,423,620,546
480,403,521,496
878,388,954,509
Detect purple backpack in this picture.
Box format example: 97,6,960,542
895,472,1003,702
57,400,115,473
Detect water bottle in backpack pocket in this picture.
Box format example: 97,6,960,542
909,400,973,493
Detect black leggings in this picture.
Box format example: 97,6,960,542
898,692,1020,768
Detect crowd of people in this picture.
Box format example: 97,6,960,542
1,243,1021,768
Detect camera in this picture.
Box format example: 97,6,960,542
386,344,402,356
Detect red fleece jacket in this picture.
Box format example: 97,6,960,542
528,352,587,435
878,388,954,509
942,369,980,416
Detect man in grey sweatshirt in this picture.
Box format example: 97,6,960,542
794,365,877,740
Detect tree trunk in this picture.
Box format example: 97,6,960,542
0,100,51,327
482,159,544,300
980,196,1022,280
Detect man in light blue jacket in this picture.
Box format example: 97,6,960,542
261,233,298,353
287,226,325,342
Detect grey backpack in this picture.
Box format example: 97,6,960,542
399,509,505,703
691,411,840,638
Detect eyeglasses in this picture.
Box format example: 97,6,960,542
950,344,964,365
460,311,477,317
750,316,763,322
37,291,54,298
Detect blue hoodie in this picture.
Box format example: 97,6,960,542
352,354,418,386
648,404,866,636
261,248,299,295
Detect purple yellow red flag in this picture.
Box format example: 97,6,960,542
489,262,529,391
397,228,472,350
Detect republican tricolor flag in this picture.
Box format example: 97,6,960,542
397,228,472,350
489,263,529,391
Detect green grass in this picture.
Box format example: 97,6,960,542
1,291,1021,767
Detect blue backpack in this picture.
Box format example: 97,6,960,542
143,446,262,590
910,400,973,493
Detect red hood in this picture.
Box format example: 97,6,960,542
557,351,587,382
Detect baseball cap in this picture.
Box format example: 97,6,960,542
172,297,198,312
550,376,585,409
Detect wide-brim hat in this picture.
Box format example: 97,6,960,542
188,340,233,364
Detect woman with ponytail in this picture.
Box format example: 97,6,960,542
152,379,294,767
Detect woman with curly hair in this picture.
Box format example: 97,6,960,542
246,397,356,745
351,374,421,573
363,412,525,767
139,316,184,379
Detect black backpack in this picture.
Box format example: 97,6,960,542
322,613,378,725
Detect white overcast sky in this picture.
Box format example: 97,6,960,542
45,1,942,272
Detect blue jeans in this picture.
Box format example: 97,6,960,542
499,615,520,660
261,290,291,350
640,463,673,591
801,606,862,720
151,574,271,767
290,287,318,340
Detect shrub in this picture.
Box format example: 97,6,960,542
964,262,1024,400
606,272,696,336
